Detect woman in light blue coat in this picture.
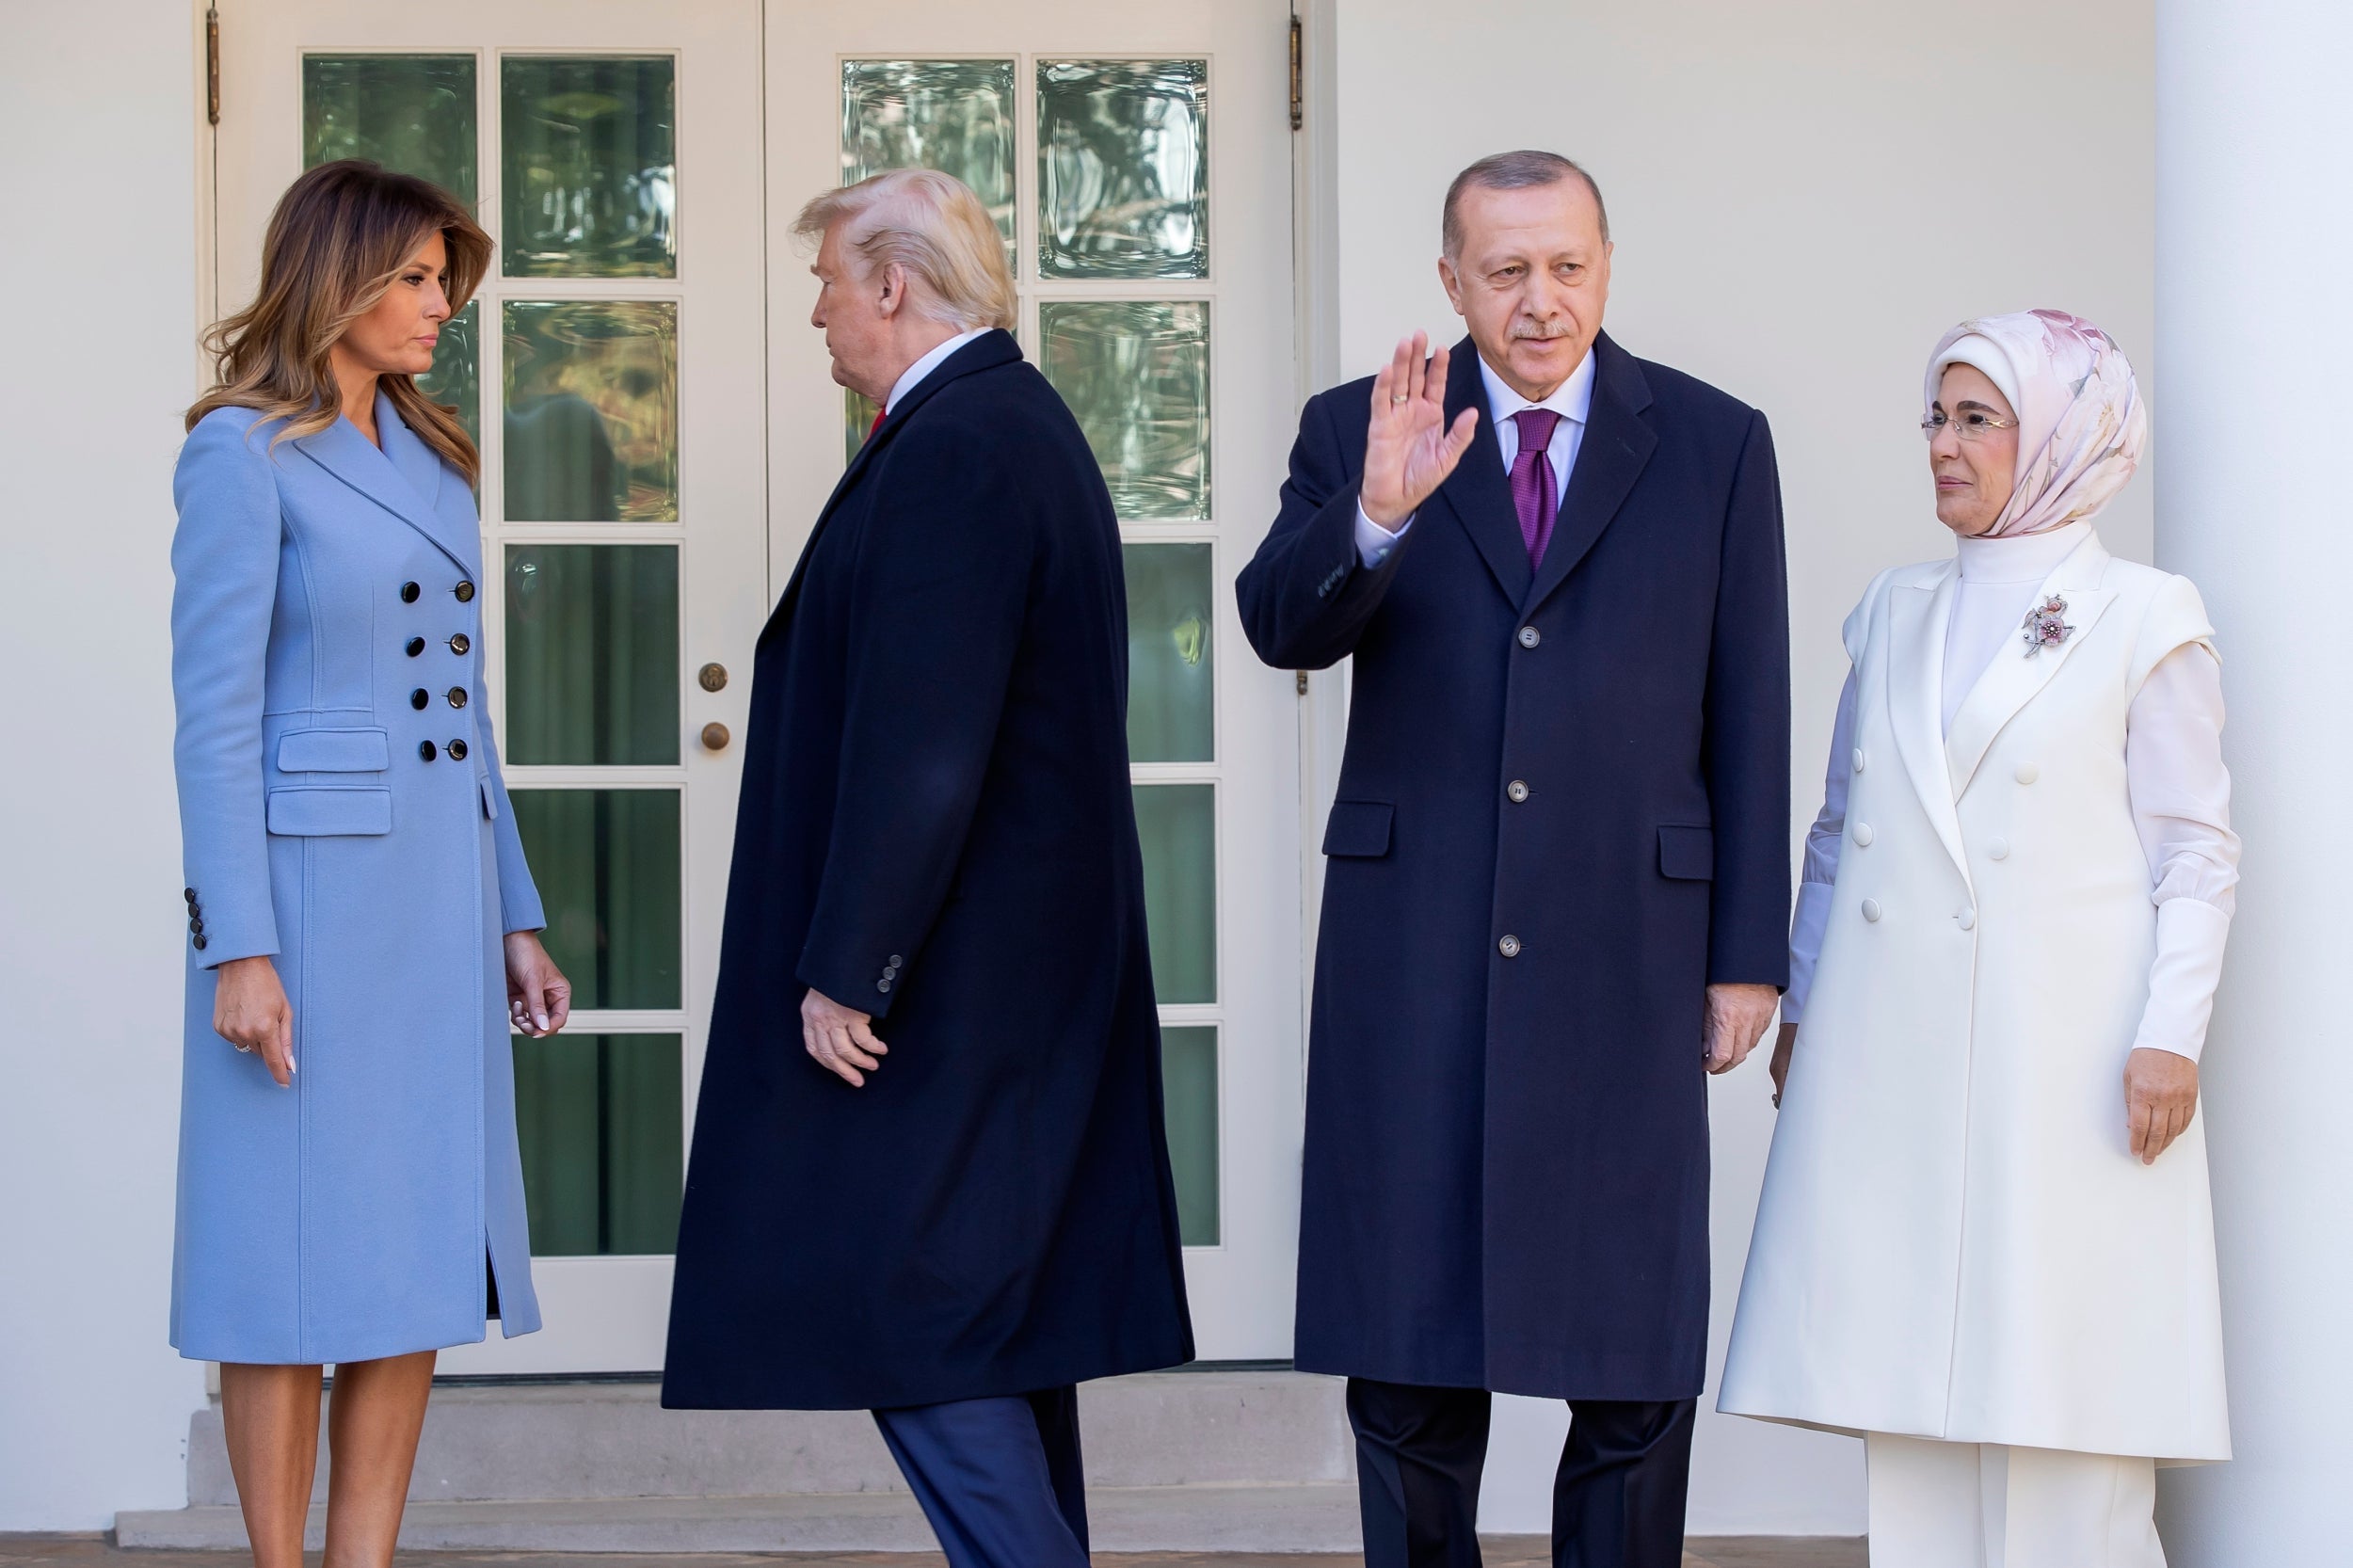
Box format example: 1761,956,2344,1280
173,161,569,1568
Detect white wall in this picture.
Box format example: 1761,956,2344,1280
1324,0,2155,1534
0,0,212,1530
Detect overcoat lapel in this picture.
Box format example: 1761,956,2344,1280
1524,334,1657,616
1427,337,1530,606
299,397,479,574
1944,535,2118,795
1886,566,1972,887
760,329,1023,647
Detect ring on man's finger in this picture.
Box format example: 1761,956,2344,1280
1390,393,1409,405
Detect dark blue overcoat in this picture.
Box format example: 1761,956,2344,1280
663,331,1194,1410
1238,334,1790,1400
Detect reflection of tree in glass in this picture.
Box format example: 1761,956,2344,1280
841,60,1017,260
503,302,678,523
1039,60,1209,279
502,57,677,279
1040,302,1210,520
1122,542,1215,764
303,55,478,203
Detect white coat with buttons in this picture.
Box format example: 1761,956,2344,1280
1719,536,2229,1463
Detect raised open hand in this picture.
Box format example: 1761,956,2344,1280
1361,332,1479,529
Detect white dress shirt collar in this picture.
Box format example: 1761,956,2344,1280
885,326,991,415
1478,344,1597,440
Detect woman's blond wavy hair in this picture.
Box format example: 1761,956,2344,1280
188,160,492,483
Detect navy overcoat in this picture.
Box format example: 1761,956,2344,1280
1238,334,1790,1400
663,331,1195,1410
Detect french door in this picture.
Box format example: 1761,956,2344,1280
210,0,1303,1369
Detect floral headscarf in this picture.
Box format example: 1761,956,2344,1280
1925,309,2148,538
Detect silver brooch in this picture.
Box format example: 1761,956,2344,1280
2022,595,2074,657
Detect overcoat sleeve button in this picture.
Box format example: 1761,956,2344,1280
192,934,208,952
420,741,438,761
1506,779,1530,803
1852,823,1874,847
454,580,476,603
448,633,471,655
1497,935,1522,957
2014,761,2040,784
400,582,421,603
1861,899,1882,922
411,689,429,710
184,888,197,904
447,739,468,760
406,637,425,657
1517,626,1541,648
447,687,468,709
888,954,904,967
878,978,892,994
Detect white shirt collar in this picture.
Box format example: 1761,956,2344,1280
1953,519,2095,584
886,327,991,414
1478,344,1597,431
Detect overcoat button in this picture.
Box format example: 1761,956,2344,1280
448,633,471,655
188,918,202,934
1497,935,1522,958
454,581,476,603
406,637,425,658
447,739,468,760
447,687,468,709
192,934,208,952
184,888,197,904
889,954,904,966
1517,626,1541,648
1506,779,1530,803
1957,908,1977,931
1861,899,1882,922
410,689,429,710
400,582,421,603
878,979,892,994
1852,747,1866,774
1987,837,2009,860
1852,823,1874,847
420,741,438,761
2015,762,2040,784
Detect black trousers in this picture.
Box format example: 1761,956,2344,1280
1346,1378,1697,1568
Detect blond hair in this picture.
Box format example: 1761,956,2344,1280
189,160,491,483
795,168,1016,332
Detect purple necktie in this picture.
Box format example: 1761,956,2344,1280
1509,408,1563,568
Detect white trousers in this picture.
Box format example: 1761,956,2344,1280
1865,1433,2166,1568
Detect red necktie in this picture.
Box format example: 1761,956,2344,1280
1510,408,1563,568
867,407,888,442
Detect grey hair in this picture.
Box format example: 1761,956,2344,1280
1441,151,1610,258
794,168,1016,332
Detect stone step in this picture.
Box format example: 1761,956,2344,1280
185,1369,1353,1507
116,1482,1366,1555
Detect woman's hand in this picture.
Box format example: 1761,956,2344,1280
1768,1020,1798,1108
505,932,572,1038
214,955,296,1087
2125,1047,2199,1164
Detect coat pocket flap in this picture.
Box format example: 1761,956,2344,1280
266,787,393,837
1322,799,1395,858
478,776,499,821
276,728,390,773
1657,824,1715,880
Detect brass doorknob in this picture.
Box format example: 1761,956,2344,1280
700,722,731,751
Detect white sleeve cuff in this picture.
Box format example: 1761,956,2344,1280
1354,503,1414,566
2132,895,2233,1063
1782,880,1836,1025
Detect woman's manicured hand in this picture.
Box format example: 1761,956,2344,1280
1768,1020,1798,1107
214,955,296,1087
504,931,571,1038
2125,1047,2199,1164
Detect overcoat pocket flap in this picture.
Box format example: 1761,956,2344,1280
1658,824,1715,880
266,788,393,837
277,728,390,772
1322,799,1395,858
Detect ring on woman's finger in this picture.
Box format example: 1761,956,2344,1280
233,1041,252,1053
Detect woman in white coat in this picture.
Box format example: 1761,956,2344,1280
1720,310,2236,1567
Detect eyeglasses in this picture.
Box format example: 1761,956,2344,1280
1921,408,2018,442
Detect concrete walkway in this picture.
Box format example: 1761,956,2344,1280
1,1535,1865,1567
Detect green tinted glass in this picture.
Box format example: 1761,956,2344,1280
1039,301,1209,520
1038,59,1209,279
1132,783,1215,1004
503,300,678,522
302,54,477,201
1160,1024,1219,1245
417,300,480,449
841,59,1016,258
509,790,681,1010
504,545,679,765
1123,543,1213,762
501,56,677,278
512,1032,682,1256
844,388,882,468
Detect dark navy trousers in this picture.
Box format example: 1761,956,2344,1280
872,1385,1090,1568
1347,1378,1697,1568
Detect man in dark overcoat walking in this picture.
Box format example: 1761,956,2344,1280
663,169,1193,1568
1237,151,1790,1567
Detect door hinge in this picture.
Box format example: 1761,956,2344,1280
1288,16,1304,132
1295,670,1309,696
205,6,221,125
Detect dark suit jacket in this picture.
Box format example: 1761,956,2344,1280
1238,332,1790,1400
663,330,1195,1409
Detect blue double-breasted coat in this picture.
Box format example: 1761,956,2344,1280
170,394,545,1365
1239,335,1791,1400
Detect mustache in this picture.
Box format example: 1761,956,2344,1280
1509,321,1577,341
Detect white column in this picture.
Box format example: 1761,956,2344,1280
2153,3,2353,1560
